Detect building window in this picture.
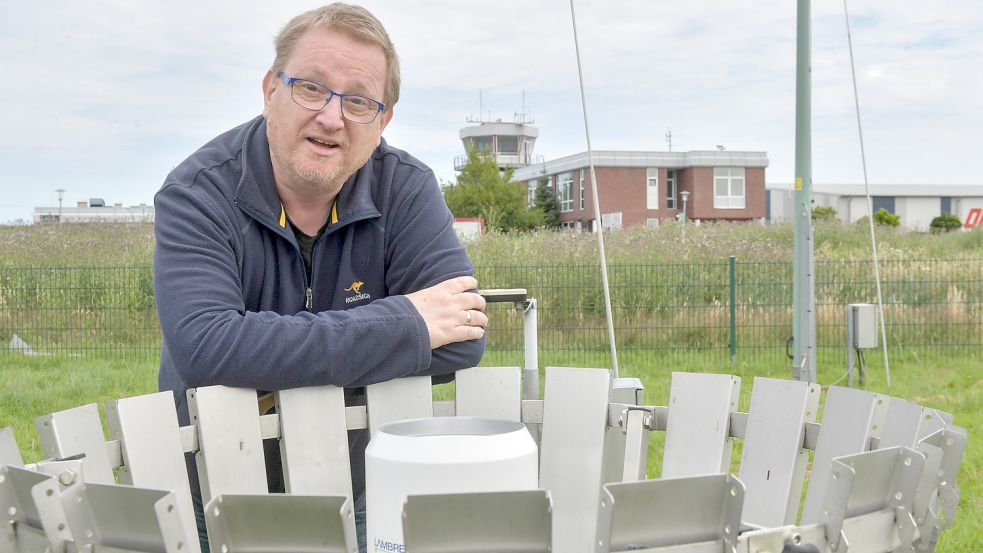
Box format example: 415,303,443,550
579,170,585,210
872,196,895,214
941,196,952,215
666,170,677,209
497,135,518,154
558,172,574,213
713,167,746,209
646,168,659,210
602,211,622,230
469,136,493,153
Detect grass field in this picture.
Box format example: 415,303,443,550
1,349,978,549
2,220,982,267
1,221,980,548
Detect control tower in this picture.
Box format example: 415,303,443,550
454,111,540,172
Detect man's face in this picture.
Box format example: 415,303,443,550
262,27,393,198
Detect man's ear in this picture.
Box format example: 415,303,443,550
261,70,277,117
377,106,394,137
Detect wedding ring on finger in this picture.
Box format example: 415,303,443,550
464,309,473,326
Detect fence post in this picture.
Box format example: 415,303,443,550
729,256,737,362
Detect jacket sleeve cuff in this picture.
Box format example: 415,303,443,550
390,294,432,372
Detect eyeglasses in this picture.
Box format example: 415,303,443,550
278,72,386,124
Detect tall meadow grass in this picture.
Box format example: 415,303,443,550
0,221,980,548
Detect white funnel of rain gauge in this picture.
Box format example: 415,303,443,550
366,417,539,552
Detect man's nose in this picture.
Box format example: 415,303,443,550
314,95,346,129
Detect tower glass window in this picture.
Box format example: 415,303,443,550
469,136,493,153
497,135,518,154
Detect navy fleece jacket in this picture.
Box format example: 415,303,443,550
154,116,485,496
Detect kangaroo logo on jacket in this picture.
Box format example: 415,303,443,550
345,281,365,294
345,281,371,304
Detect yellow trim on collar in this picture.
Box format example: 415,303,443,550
279,202,336,228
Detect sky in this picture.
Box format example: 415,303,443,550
1,0,981,224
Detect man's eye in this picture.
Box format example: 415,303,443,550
299,82,321,94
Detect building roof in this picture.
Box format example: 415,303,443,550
460,121,539,139
767,183,983,197
513,150,768,181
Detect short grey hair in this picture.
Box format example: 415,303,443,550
271,3,400,106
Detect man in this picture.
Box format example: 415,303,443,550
153,3,487,551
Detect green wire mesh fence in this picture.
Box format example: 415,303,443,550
1,259,980,367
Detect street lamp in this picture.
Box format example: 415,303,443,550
680,190,690,223
55,188,66,225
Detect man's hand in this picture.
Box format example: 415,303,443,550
406,276,487,349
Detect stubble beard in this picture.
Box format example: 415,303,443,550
290,143,374,196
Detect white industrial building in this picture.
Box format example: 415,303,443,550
33,199,154,224
767,183,983,231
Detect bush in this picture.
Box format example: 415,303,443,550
812,206,838,223
930,213,962,233
856,208,902,228
874,208,900,227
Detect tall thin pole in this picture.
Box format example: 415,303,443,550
569,0,619,377
793,0,817,382
55,188,66,226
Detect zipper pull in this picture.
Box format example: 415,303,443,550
305,287,313,311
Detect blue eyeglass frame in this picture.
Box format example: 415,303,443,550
278,72,386,121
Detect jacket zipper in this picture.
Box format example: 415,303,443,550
306,236,317,312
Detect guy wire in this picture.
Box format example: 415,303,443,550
569,0,620,378
843,0,891,386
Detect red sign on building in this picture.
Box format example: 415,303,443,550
964,208,982,229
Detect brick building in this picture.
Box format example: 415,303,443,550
512,150,768,230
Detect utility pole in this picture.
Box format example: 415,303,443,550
55,188,66,225
792,0,817,382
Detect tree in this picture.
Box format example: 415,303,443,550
811,205,838,223
533,175,561,229
443,146,543,232
930,212,962,232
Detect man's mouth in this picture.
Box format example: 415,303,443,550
307,137,341,150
